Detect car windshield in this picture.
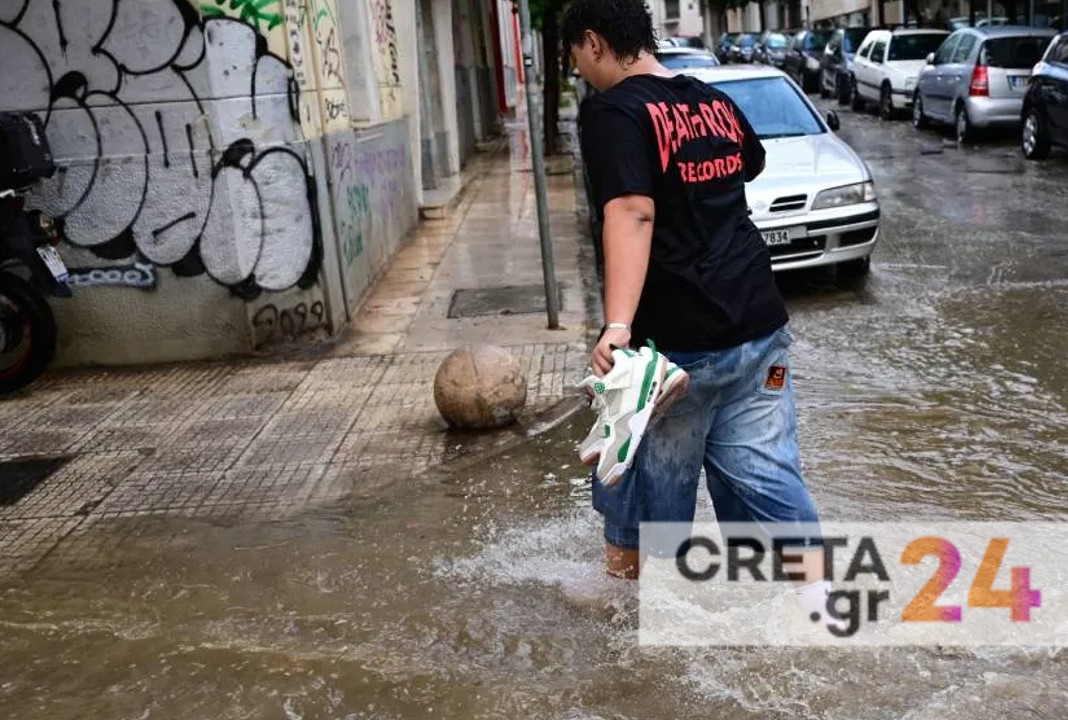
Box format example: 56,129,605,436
843,28,870,53
713,77,824,138
980,35,1050,68
737,34,756,47
804,30,831,50
767,34,789,48
888,33,948,60
659,53,720,69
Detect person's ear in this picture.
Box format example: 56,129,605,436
584,29,602,59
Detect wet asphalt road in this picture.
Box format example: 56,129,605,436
1,91,1067,719
779,95,1068,525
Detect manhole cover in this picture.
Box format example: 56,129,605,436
448,284,564,319
0,457,69,505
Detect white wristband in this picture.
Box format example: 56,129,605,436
605,322,631,331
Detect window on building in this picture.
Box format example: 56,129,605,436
665,0,680,20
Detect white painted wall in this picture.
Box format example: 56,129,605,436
433,0,462,176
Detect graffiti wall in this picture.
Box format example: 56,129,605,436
0,0,418,363
328,121,417,313
370,0,403,119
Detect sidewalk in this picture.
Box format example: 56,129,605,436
0,124,594,579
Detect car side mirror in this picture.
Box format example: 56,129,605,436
826,111,841,132
926,52,935,64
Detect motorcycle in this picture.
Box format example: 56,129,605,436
0,111,71,395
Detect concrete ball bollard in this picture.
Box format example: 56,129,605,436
433,345,528,429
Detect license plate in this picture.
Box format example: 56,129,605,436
1010,76,1027,90
36,245,69,282
761,229,793,246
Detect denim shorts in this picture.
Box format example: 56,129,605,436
591,325,821,550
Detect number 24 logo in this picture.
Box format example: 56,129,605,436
901,537,1042,622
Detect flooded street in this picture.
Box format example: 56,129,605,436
3,109,1068,718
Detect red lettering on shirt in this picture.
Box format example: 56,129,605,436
689,111,706,138
698,103,724,139
671,104,691,148
646,99,751,182
647,103,673,172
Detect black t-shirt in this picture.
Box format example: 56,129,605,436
580,74,788,352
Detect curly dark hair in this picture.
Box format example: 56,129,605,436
560,0,657,62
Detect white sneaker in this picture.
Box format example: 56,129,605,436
577,343,689,487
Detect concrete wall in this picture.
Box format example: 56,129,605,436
810,0,873,22
0,0,422,365
325,120,417,318
728,3,764,32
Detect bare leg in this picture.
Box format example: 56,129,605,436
605,542,641,579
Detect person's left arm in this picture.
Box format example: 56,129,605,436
580,102,657,376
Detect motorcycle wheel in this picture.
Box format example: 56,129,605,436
0,272,57,394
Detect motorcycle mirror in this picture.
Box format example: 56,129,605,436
826,111,841,131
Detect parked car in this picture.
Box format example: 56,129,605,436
821,27,875,104
716,32,738,62
687,65,880,280
660,35,707,49
729,33,758,63
1021,31,1068,158
851,28,950,119
756,32,791,67
950,15,1009,30
785,28,833,92
656,44,721,70
912,25,1057,143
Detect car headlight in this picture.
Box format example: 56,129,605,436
806,56,820,70
811,182,876,210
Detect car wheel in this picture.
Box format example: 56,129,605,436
851,77,865,112
837,256,871,284
879,84,895,120
955,104,975,145
1021,107,1051,160
912,92,929,129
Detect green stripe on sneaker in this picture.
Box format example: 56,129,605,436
617,437,631,463
636,354,659,412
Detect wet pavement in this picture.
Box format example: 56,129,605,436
3,100,1068,718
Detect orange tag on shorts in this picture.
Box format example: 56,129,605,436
765,364,786,391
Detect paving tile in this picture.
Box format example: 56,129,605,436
92,469,227,514
328,332,404,356
0,451,145,520
0,428,86,458
0,516,83,559
232,432,346,468
0,132,594,553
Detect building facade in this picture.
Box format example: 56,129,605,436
1,0,518,366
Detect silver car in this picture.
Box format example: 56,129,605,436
912,25,1056,143
688,66,879,279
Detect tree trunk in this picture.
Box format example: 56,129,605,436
542,4,561,156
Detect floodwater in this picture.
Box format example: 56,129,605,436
3,104,1068,718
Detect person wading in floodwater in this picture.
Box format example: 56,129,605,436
563,0,838,619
